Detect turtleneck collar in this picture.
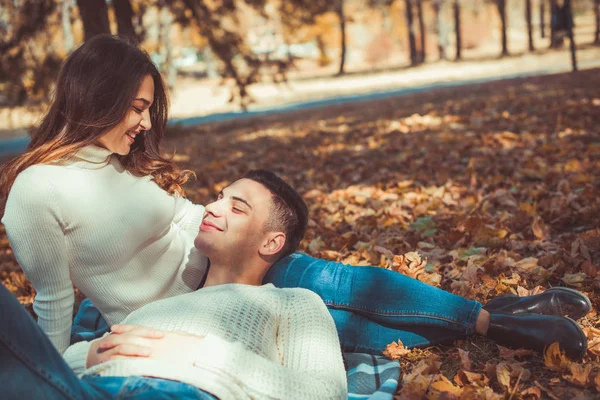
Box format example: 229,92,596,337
72,144,114,164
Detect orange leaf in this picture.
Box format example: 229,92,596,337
383,340,411,360
562,363,592,387
520,386,542,400
544,342,571,372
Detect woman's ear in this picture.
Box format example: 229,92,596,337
259,232,286,257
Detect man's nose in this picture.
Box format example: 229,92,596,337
205,201,223,217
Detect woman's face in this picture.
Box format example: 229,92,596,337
96,74,155,155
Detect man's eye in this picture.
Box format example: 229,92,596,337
232,207,243,213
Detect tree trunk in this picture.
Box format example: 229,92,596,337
454,0,461,60
496,0,508,56
405,0,419,65
113,0,138,43
540,0,545,38
564,0,577,71
525,0,534,51
416,0,426,63
595,0,600,44
76,0,110,41
337,0,347,75
159,6,176,89
549,0,562,48
433,0,447,60
62,0,74,52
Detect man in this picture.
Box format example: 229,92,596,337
0,170,347,400
0,170,589,399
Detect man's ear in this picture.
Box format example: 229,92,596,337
259,232,286,257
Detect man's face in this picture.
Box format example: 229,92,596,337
194,178,274,259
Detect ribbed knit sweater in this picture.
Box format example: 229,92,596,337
63,284,347,400
2,145,208,354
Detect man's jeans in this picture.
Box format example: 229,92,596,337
0,284,216,400
265,253,482,353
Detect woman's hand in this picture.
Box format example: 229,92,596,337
145,331,205,365
86,324,165,368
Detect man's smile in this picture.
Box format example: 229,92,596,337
200,220,223,232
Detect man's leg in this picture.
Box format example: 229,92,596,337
264,253,481,350
328,308,469,353
265,253,587,359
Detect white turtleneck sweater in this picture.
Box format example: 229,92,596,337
63,284,347,400
2,145,209,354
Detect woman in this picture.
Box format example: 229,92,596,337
0,35,589,361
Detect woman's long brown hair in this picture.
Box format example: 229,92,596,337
0,35,193,200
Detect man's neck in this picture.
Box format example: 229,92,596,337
202,258,267,288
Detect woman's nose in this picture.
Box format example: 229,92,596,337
140,109,152,131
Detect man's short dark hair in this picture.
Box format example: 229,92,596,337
243,169,308,259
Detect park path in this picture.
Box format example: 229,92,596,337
1,45,599,159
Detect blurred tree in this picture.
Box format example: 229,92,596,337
404,0,419,64
277,0,347,73
62,0,75,52
76,0,110,41
525,0,534,51
564,0,577,71
595,0,600,44
494,0,508,56
454,0,462,60
336,0,347,75
113,0,139,43
432,0,448,60
549,0,561,47
0,0,60,106
540,0,546,38
416,0,426,62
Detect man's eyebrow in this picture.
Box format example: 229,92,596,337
219,189,253,210
231,196,253,210
134,98,151,105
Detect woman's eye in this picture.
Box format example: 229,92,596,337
232,207,242,213
133,107,143,114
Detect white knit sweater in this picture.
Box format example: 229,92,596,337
2,145,208,353
63,284,347,400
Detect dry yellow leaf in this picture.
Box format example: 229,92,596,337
382,340,411,360
544,342,571,372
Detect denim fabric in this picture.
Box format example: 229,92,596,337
264,253,482,353
0,284,216,400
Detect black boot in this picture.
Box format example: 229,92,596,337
483,287,591,320
486,312,588,360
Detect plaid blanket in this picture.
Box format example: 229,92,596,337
71,299,400,400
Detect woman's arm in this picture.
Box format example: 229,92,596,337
172,194,205,233
2,169,74,354
187,289,347,400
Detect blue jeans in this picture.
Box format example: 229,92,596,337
264,253,482,353
0,284,216,400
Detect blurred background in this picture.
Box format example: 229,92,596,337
1,0,599,142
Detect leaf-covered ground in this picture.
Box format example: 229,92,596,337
2,68,600,399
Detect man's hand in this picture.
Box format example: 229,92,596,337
86,324,165,368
